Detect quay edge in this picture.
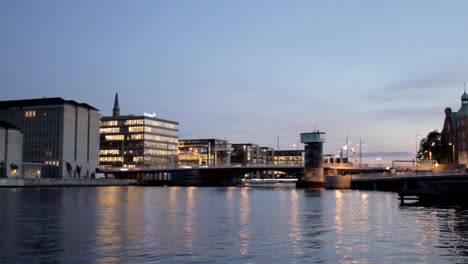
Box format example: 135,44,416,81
0,178,137,187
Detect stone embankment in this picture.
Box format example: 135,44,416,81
0,178,137,187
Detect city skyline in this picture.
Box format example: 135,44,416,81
3,1,468,154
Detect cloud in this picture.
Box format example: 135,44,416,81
368,106,442,121
367,70,465,102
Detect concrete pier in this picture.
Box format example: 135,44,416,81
296,131,326,187
0,178,137,187
326,175,352,189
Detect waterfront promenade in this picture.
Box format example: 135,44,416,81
0,178,137,187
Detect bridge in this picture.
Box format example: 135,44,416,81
102,163,390,186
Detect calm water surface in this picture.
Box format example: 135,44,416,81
1,186,468,263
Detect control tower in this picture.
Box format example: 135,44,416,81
297,131,326,187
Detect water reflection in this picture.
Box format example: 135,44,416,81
238,187,251,255
3,187,468,263
184,187,196,252
289,189,302,255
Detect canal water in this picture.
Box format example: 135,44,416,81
1,186,468,263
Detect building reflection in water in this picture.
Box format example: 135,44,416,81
184,187,196,253
289,188,303,255
334,190,344,233
96,187,125,264
238,187,251,255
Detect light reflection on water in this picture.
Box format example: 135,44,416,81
1,186,468,263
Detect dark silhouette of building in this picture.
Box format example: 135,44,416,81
441,90,468,164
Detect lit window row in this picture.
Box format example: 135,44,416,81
100,157,123,162
100,127,120,133
125,119,144,125
144,149,175,156
145,128,179,137
145,120,178,129
130,134,144,140
25,110,36,118
145,142,179,149
133,156,143,162
101,120,118,126
44,160,59,166
105,135,124,140
144,134,178,143
128,126,145,132
100,149,120,155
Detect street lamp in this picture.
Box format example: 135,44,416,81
449,142,455,164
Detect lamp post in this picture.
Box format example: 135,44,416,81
449,142,455,164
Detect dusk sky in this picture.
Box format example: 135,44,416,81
2,1,468,156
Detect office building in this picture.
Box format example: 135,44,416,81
99,94,179,169
258,147,275,164
0,121,23,178
0,98,100,178
273,150,304,165
178,139,231,166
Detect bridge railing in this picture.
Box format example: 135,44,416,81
352,170,468,180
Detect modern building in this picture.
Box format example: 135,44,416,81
442,90,468,164
178,139,231,166
273,150,304,165
0,121,23,178
0,98,100,178
231,143,260,165
258,147,275,164
99,94,179,169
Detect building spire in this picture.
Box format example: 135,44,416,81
112,93,120,116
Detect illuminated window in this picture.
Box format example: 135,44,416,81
24,110,36,118
101,120,118,126
125,119,144,125
128,126,144,133
100,149,120,155
100,127,120,133
105,135,124,140
130,134,144,140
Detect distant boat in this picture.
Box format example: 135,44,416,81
239,178,297,187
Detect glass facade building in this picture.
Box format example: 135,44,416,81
0,98,100,178
273,150,304,165
178,139,231,166
99,115,179,169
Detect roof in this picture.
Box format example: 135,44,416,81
0,97,99,111
0,121,20,130
462,92,468,100
101,114,179,125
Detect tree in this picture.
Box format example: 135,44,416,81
417,130,452,163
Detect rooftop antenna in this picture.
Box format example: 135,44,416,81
464,82,466,93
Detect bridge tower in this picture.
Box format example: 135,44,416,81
297,131,326,187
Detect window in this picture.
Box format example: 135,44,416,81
101,120,118,126
100,127,120,133
125,119,144,125
24,110,36,118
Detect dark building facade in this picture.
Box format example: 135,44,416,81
99,94,179,169
0,98,100,178
258,147,275,164
231,143,260,165
178,139,231,166
442,91,468,164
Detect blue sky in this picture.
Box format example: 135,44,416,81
2,1,468,155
